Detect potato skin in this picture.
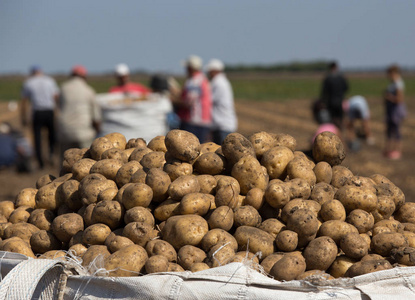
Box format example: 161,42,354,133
91,200,124,230
201,228,238,253
312,131,345,166
317,220,359,245
233,226,275,259
104,244,148,277
122,222,155,247
270,254,306,281
303,236,338,271
161,215,209,250
310,183,335,205
313,162,332,184
320,200,346,222
340,232,369,259
179,193,212,216
260,146,293,180
115,161,142,188
1,237,36,258
82,223,112,245
90,159,123,181
168,175,200,201
52,213,84,243
122,183,153,209
346,209,374,233
233,206,262,227
30,230,62,254
145,168,171,203
145,255,169,274
231,156,268,195
344,259,392,277
81,245,111,268
15,188,37,209
221,133,256,166
194,152,225,175
275,230,298,252
145,240,177,262
207,206,234,231
177,245,207,270
371,232,408,256
29,209,55,231
335,185,377,213
165,130,200,162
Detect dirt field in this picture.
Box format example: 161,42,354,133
0,97,414,202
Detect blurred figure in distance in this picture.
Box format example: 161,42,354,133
320,61,349,130
177,55,212,143
343,95,374,152
206,59,237,145
21,65,59,169
109,63,151,96
311,99,340,144
58,65,101,157
383,64,406,160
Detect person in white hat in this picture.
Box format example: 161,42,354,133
109,63,150,96
177,55,212,142
206,59,237,144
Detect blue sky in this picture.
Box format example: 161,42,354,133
1,0,414,74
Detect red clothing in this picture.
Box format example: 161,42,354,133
109,83,151,95
178,71,212,126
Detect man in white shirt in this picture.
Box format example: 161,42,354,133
206,59,237,144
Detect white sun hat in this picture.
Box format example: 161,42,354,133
206,59,225,72
182,55,203,70
115,63,130,76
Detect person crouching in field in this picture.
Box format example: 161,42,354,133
343,95,375,152
383,64,406,160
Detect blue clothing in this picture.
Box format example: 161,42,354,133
0,135,17,167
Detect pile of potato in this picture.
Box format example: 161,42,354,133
1,129,415,280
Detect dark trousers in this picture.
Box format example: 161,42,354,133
33,110,55,168
180,122,211,143
212,129,231,145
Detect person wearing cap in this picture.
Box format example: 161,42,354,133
58,65,101,157
206,59,237,144
178,55,212,143
109,63,151,96
21,65,59,169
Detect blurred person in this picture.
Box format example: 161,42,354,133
311,99,340,144
109,63,151,96
383,64,406,160
206,59,237,145
21,65,59,169
343,95,374,152
177,55,212,143
58,65,101,157
320,61,349,130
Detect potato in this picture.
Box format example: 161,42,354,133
243,188,265,210
215,176,241,209
264,182,290,209
38,250,66,260
205,243,235,268
115,161,142,188
287,157,316,187
344,259,392,277
395,202,415,224
260,146,293,180
129,147,153,163
231,156,268,195
82,223,111,245
197,175,217,195
122,222,156,247
69,244,88,257
104,244,148,276
105,233,134,253
258,218,285,239
72,158,97,181
317,220,359,245
303,236,337,271
281,199,321,224
28,209,55,231
0,201,15,220
164,130,200,162
230,251,260,265
201,229,238,252
90,159,124,181
221,133,256,166
81,204,96,228
55,180,81,212
313,162,332,184
52,213,84,243
145,239,177,262
105,132,127,150
340,232,369,259
275,230,298,252
97,188,118,202
2,237,36,258
375,182,405,210
15,188,37,208
8,206,32,224
194,152,225,175
190,262,210,272
391,247,415,266
272,133,297,151
30,230,62,254
144,255,169,274
374,219,404,233
270,254,306,281
124,206,154,227
233,206,262,227
0,222,12,239
259,252,285,274
35,181,63,211
312,131,345,166
234,226,275,259
249,131,276,159
371,196,395,223
101,148,129,164
179,193,211,216
144,168,171,203
163,159,193,181
168,175,200,201
346,209,374,233
126,138,146,149
320,199,346,222
140,151,166,171
36,174,56,189
296,270,334,281
89,137,114,160
328,255,356,278
199,142,221,154
371,232,408,256
122,183,153,209
403,231,415,248
330,166,353,189
335,185,377,213
207,206,234,231
161,215,208,250
81,245,111,268
4,222,40,245
177,245,207,270
79,174,117,206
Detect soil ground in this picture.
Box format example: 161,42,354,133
0,97,414,202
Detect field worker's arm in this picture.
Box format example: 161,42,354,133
395,87,404,104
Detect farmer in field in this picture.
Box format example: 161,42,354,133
206,59,237,144
320,61,349,130
109,63,151,96
343,95,374,152
383,64,406,160
21,65,59,169
58,65,101,156
177,55,212,143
